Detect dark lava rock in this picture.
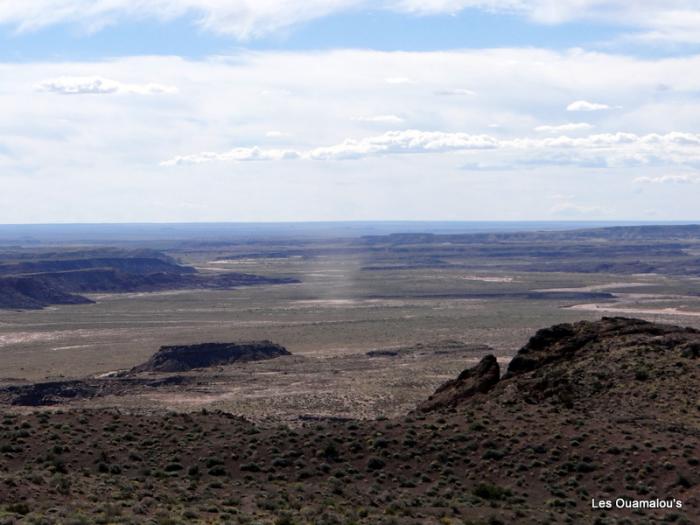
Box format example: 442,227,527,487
131,341,291,373
499,317,700,407
417,317,700,412
1,381,98,406
506,316,700,378
367,340,493,358
417,355,500,412
366,350,400,357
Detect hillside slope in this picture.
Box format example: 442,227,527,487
0,317,697,524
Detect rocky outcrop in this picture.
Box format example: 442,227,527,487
419,317,700,411
1,381,99,406
417,355,500,412
131,341,291,373
506,316,699,377
0,376,197,406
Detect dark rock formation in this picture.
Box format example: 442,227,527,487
0,249,300,310
1,381,99,406
0,277,94,310
131,341,291,373
506,316,699,378
419,317,700,412
0,376,198,407
418,355,500,412
367,340,493,358
366,350,400,357
499,317,700,407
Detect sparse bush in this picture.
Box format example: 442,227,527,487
473,483,511,501
367,457,385,471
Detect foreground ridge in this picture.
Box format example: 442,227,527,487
0,317,697,524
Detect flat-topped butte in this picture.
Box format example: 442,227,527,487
130,341,291,373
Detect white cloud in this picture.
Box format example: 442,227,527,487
265,130,288,137
0,0,359,40
384,77,414,84
161,130,700,165
634,174,700,184
566,100,610,112
160,147,300,166
5,48,700,221
352,114,405,124
37,76,177,95
435,88,476,96
309,130,500,159
535,123,593,133
0,1,697,43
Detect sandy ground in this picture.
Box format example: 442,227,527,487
567,303,700,317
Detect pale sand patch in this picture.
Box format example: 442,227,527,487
88,289,204,300
290,299,409,308
95,370,124,379
0,328,133,347
461,275,516,283
536,282,655,293
0,332,65,346
51,344,94,352
566,304,700,317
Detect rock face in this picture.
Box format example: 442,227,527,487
418,355,500,412
131,341,291,373
504,316,697,376
419,317,700,412
501,316,700,408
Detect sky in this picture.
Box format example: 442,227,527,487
2,1,700,223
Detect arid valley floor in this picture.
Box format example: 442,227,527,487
0,224,699,523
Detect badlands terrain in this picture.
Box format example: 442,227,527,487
0,223,699,523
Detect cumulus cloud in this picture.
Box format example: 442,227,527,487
160,147,300,166
307,130,498,160
6,48,700,221
566,100,610,112
535,123,593,133
37,76,177,95
161,130,700,166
